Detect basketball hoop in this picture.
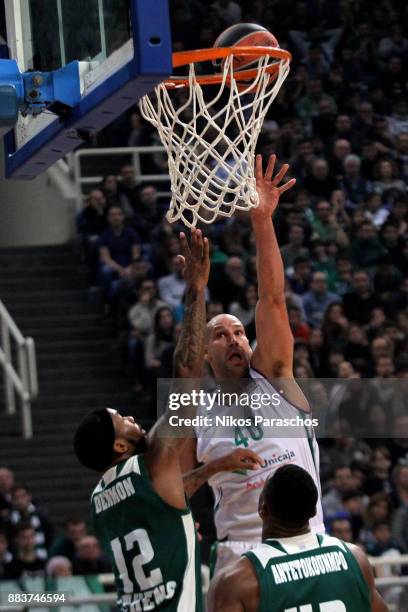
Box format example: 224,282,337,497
139,46,291,228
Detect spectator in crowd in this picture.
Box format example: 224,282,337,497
152,230,183,277
72,536,111,575
111,259,152,329
6,524,46,579
127,279,167,391
8,485,53,559
350,221,388,269
340,154,373,209
321,301,348,355
365,192,390,228
342,490,366,541
329,514,354,543
366,521,400,558
381,221,404,269
302,271,339,328
380,56,406,102
209,256,246,311
373,254,403,314
303,158,338,199
99,205,141,301
100,175,121,208
370,334,394,362
391,463,408,506
364,450,392,498
378,23,408,61
48,518,87,563
228,284,257,328
393,132,408,183
291,140,316,182
77,190,109,284
311,199,349,247
46,556,73,577
0,531,13,579
157,255,186,309
330,138,352,177
0,468,14,525
132,185,162,242
360,140,380,182
128,279,167,340
77,190,108,238
392,502,408,554
281,224,310,270
343,270,379,325
145,306,175,395
332,253,353,296
288,305,311,341
352,99,373,137
127,110,152,148
332,114,358,150
289,256,312,295
390,195,408,236
389,97,408,136
307,327,324,374
117,164,139,210
295,79,337,127
322,464,357,518
362,493,394,551
373,158,406,197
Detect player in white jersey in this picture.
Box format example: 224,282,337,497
179,154,324,576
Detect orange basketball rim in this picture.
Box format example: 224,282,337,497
165,46,292,88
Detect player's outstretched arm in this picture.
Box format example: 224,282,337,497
208,557,259,612
250,153,296,381
250,155,310,410
173,229,209,378
347,544,389,612
145,229,210,509
183,448,262,498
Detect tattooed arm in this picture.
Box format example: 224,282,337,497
183,449,262,498
173,247,207,379
145,229,210,509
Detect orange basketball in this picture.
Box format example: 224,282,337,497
213,23,279,73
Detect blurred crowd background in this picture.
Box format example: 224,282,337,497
1,0,408,598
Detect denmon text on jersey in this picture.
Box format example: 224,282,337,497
93,477,135,513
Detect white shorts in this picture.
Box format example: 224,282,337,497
212,540,260,578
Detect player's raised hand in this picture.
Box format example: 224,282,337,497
177,228,210,292
252,153,296,221
215,448,263,472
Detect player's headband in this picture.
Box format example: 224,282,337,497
73,408,116,472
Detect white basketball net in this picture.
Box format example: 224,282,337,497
139,54,290,228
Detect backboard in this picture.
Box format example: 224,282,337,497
3,0,172,179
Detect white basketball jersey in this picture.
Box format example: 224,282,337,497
195,368,324,542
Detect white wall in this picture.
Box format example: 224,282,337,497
0,145,76,247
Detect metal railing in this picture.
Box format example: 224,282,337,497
0,301,38,439
71,146,170,211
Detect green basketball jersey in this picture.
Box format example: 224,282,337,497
90,455,202,612
244,533,371,612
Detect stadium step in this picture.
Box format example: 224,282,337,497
0,242,149,530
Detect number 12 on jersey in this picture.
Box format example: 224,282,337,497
111,528,163,591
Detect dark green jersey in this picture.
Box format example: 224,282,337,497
244,533,371,612
90,455,202,612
